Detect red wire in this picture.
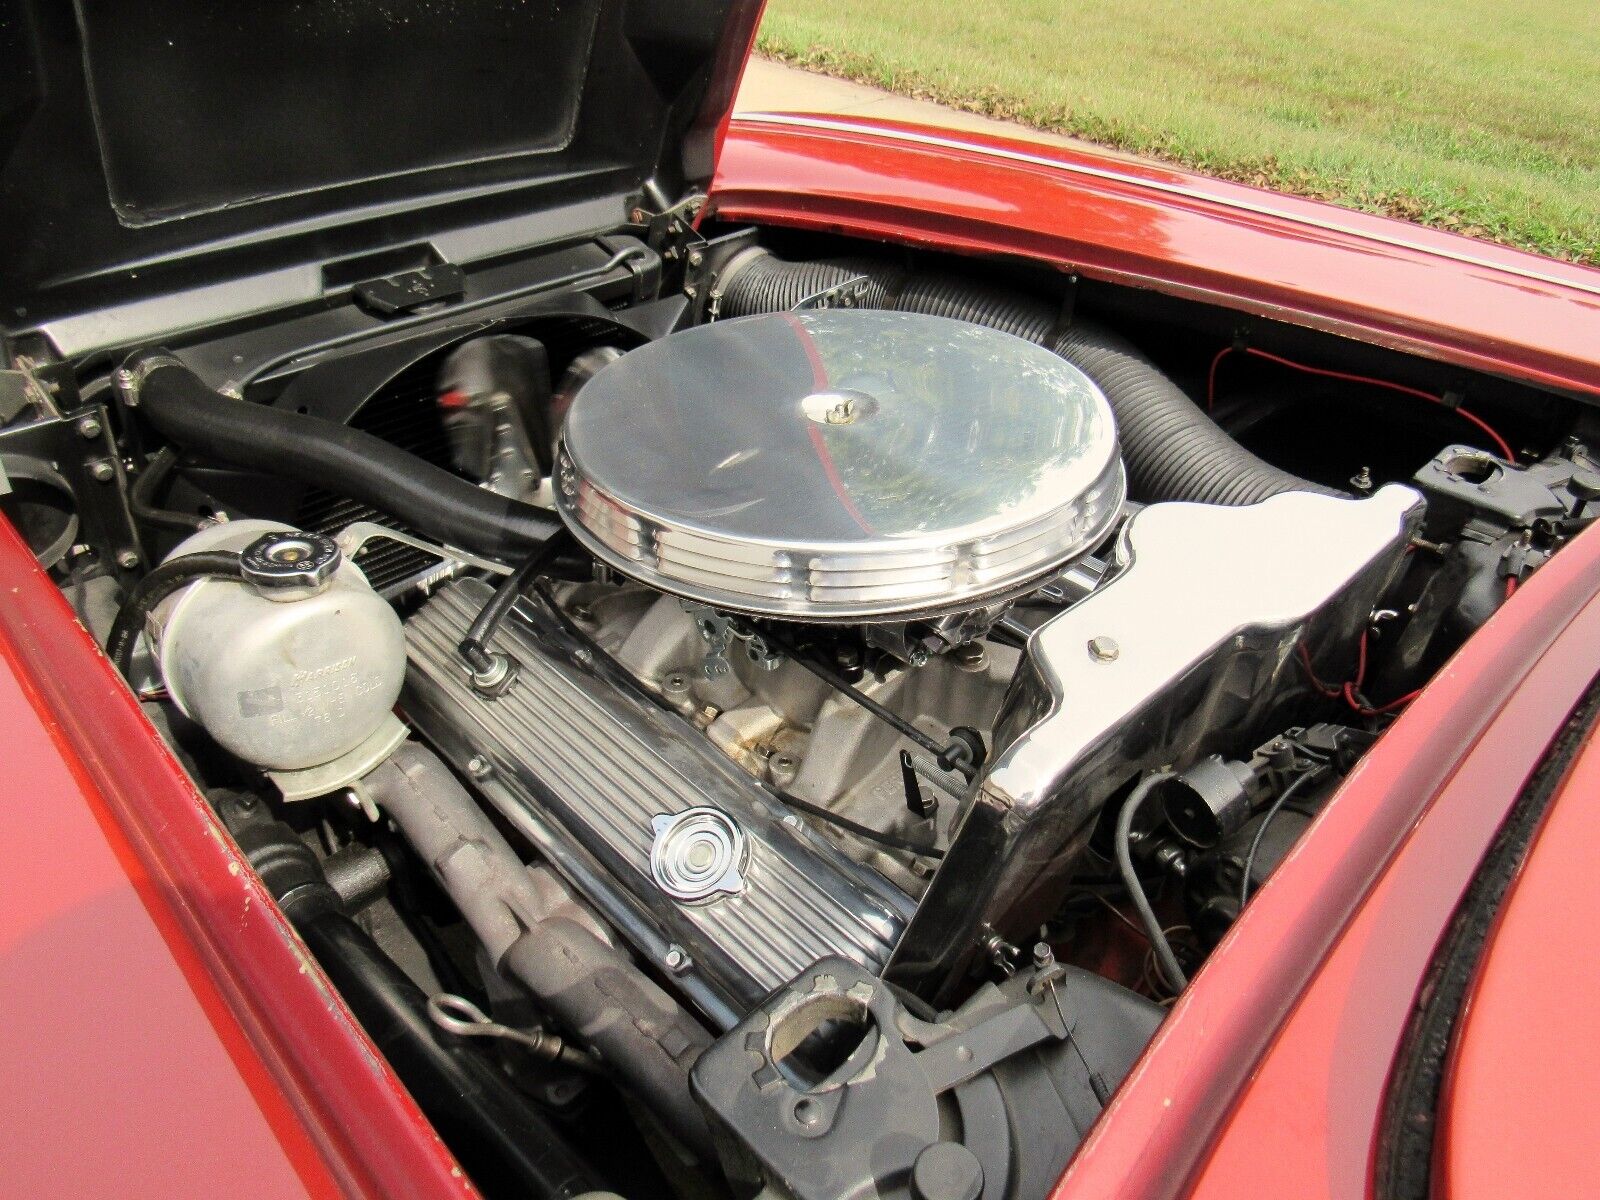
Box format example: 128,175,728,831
1212,340,1519,722
1205,346,1231,412
1205,345,1515,461
1302,629,1418,715
1297,641,1345,699
1346,685,1423,716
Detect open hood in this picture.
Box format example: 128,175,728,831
0,0,761,342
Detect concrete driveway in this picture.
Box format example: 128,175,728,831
734,58,1127,157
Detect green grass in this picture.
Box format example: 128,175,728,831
755,0,1600,265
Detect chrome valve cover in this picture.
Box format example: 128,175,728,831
555,310,1125,621
402,579,914,1027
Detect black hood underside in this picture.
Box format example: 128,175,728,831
0,0,757,334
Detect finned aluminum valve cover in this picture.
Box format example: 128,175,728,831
402,579,914,1026
556,311,1125,620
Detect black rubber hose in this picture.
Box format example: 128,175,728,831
459,529,575,673
124,352,564,561
106,551,243,680
717,249,906,312
129,447,209,533
716,251,1338,505
215,793,603,1200
894,271,1057,343
1051,322,1343,505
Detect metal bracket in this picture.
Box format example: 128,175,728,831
336,520,513,598
791,274,873,312
683,600,736,678
630,193,708,269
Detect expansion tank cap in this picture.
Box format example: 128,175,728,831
240,530,342,600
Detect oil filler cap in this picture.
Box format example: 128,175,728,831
240,530,342,600
650,807,747,902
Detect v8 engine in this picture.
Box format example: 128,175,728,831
402,307,1417,1015
51,233,1592,1200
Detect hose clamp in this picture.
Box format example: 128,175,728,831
115,353,186,408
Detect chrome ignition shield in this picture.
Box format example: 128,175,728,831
887,485,1425,1002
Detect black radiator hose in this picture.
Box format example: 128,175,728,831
715,251,1338,505
214,791,604,1200
123,351,564,561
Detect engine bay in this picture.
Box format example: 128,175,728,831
6,222,1598,1200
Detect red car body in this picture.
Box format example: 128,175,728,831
3,105,1597,1197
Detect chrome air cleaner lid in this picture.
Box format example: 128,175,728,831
555,310,1125,620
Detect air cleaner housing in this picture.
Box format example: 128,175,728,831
555,310,1124,620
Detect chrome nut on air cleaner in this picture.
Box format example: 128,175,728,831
651,808,749,902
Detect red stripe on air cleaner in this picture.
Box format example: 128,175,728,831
781,311,875,537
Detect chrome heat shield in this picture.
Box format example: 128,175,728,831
886,485,1425,1003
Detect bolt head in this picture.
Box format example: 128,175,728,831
76,416,103,439
952,641,987,672
467,755,492,779
89,460,115,482
115,550,140,570
1569,469,1600,502
1087,635,1120,662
